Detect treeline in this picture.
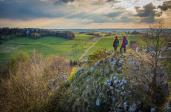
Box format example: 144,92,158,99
0,28,75,41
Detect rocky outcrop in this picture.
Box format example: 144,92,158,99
48,50,169,112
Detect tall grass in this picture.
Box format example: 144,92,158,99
0,51,71,112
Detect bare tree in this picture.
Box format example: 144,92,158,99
143,20,169,105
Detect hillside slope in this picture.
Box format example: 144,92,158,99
47,50,169,112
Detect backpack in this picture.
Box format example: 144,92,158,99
114,39,119,47
125,39,128,45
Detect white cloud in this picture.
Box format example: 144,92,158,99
0,0,170,28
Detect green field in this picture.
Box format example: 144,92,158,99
0,33,140,63
88,34,139,54
0,34,93,62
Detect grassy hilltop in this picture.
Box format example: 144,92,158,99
0,31,170,112
0,49,169,112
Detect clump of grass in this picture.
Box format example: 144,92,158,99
0,50,71,112
67,67,78,81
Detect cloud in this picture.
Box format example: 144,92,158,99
0,0,162,21
0,0,170,28
0,0,118,20
158,0,171,11
60,0,74,3
52,0,116,5
135,3,159,23
0,0,156,24
0,18,152,29
0,0,69,20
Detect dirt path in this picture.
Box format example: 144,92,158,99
79,37,102,61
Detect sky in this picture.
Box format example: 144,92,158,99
0,0,171,29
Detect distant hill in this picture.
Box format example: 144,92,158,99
52,28,171,33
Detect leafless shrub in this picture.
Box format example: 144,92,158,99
124,50,168,109
0,51,71,112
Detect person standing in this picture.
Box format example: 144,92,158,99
113,35,119,52
120,36,128,53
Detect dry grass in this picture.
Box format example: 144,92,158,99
0,51,71,112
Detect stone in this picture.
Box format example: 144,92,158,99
150,107,156,112
96,98,100,106
123,102,129,111
128,103,137,112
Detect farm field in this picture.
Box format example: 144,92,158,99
0,33,140,63
0,33,92,62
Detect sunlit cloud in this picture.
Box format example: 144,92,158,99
0,0,170,28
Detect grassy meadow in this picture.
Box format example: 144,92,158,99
0,33,93,62
88,34,138,54
0,33,140,64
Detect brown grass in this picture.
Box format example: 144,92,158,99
0,51,71,112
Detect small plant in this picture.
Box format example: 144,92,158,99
88,48,109,65
67,67,78,81
70,60,78,66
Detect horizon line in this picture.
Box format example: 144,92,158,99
1,27,171,30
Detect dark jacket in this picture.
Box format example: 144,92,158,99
113,39,119,47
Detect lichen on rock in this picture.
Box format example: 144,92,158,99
47,50,169,112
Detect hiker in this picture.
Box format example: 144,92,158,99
113,35,119,52
120,36,128,53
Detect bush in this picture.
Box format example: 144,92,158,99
8,51,29,75
88,49,110,65
124,50,169,109
0,51,71,112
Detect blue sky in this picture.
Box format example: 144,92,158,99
0,0,170,29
